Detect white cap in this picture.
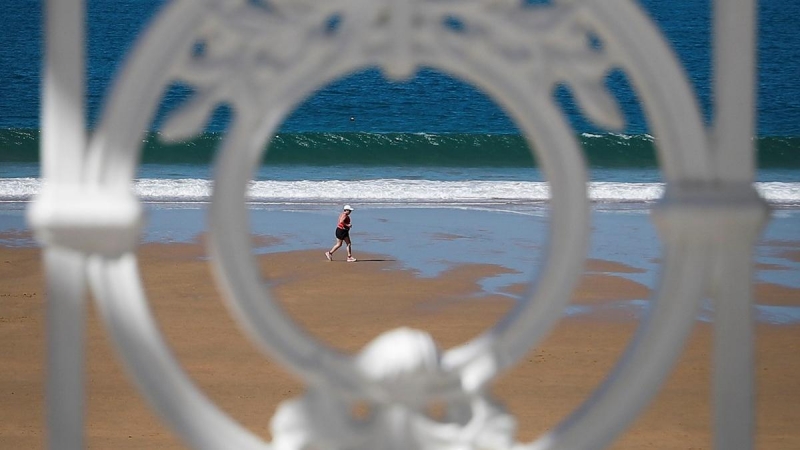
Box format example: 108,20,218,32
343,204,354,211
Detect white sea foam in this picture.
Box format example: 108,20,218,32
1,178,798,205
0,177,38,201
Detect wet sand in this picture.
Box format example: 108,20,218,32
1,240,799,449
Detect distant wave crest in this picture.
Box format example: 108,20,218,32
2,129,798,168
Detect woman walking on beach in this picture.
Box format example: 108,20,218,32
326,205,357,262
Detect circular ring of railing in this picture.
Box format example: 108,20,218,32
208,62,590,401
84,0,713,448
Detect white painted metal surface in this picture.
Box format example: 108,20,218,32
31,0,766,449
36,1,88,449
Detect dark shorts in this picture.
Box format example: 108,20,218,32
335,227,349,240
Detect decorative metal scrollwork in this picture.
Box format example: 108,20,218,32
31,0,768,449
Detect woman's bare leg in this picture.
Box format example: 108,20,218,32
344,236,352,258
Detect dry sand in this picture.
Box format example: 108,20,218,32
1,241,799,449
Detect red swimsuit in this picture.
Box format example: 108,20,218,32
337,214,351,230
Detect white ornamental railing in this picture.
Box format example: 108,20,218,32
30,0,767,449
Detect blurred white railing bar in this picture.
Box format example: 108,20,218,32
41,1,88,450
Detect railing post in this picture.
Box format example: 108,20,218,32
712,0,757,182
41,1,87,449
43,0,86,182
711,1,762,449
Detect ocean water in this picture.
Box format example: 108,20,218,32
0,1,798,213
1,131,799,207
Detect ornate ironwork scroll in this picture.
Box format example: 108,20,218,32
31,0,767,448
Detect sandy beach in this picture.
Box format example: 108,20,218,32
1,212,799,449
